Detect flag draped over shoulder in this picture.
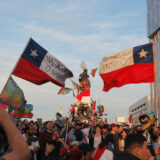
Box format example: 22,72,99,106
12,38,73,87
58,88,72,95
91,68,98,77
0,77,26,109
99,43,154,92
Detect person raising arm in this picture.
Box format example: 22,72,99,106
0,108,31,160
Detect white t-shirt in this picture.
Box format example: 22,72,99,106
22,134,39,160
93,136,101,148
29,140,39,160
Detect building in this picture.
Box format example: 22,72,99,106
147,0,160,120
129,95,152,125
116,116,126,124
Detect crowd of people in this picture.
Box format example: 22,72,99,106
0,106,160,160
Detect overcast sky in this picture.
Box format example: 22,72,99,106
0,0,151,122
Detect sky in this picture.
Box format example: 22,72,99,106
0,0,151,122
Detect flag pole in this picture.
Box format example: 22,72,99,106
10,38,32,75
152,42,158,126
0,38,32,94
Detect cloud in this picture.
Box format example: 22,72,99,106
18,21,148,60
0,0,150,122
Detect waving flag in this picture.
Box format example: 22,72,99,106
91,100,96,109
17,104,33,118
100,43,154,92
58,87,72,95
148,112,155,123
17,112,33,118
128,115,132,123
91,68,98,77
0,99,18,117
12,38,73,87
0,77,26,109
97,105,104,115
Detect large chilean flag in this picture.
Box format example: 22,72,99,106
99,43,154,92
12,38,73,87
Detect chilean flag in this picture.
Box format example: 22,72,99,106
12,38,73,87
100,43,154,92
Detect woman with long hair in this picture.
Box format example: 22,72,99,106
119,129,127,151
89,125,103,150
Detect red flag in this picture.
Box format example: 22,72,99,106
76,90,90,101
100,43,154,92
128,115,132,123
17,112,33,118
92,101,96,109
91,68,98,77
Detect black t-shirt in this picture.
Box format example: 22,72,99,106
75,129,83,141
52,141,62,157
0,158,6,160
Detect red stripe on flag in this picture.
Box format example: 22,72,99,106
76,90,90,101
92,69,96,77
100,63,154,92
0,103,8,110
17,112,33,118
13,58,64,87
9,109,18,117
58,88,64,94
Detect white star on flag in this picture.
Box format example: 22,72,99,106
30,50,38,58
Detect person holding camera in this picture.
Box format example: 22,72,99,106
51,129,69,159
138,114,158,156
0,107,31,160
